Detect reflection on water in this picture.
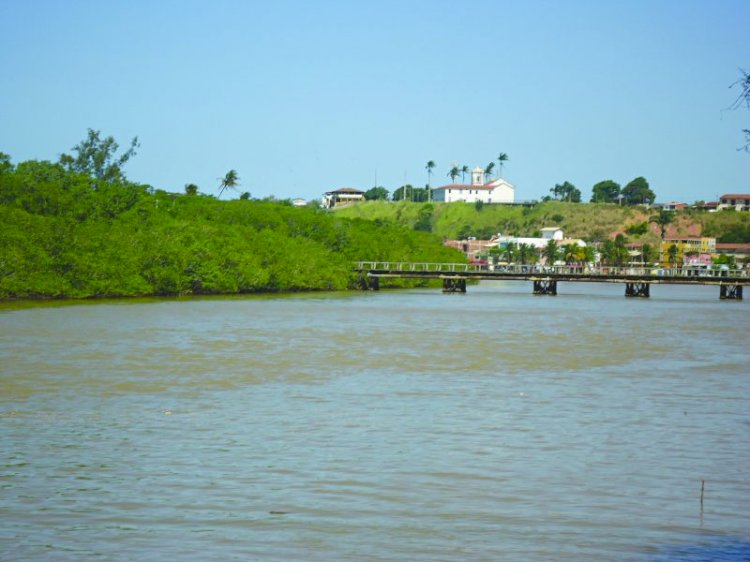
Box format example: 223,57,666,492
1,282,749,561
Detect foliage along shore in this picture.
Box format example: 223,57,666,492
0,157,462,300
335,199,750,246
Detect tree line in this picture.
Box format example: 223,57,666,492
0,132,463,299
364,175,657,206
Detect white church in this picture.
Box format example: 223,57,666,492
431,166,515,204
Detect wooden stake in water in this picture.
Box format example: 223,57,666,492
700,479,705,515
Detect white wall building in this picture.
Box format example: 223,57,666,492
541,227,564,241
496,228,586,251
431,166,515,204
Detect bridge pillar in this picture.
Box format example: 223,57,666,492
533,279,557,295
443,278,466,293
356,274,379,291
720,284,743,300
625,282,650,298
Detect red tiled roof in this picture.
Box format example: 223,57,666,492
719,194,750,199
716,243,750,250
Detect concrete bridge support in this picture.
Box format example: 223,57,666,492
720,284,743,300
533,279,557,295
625,282,650,298
443,278,467,293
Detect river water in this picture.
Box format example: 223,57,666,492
1,282,748,561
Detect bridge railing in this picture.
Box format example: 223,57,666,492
354,262,749,279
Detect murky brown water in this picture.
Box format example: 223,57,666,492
1,282,748,561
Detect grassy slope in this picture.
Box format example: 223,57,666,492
335,201,750,245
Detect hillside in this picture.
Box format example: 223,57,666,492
334,200,750,245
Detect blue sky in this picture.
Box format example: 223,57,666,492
1,0,748,203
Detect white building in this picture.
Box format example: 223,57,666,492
432,166,515,204
322,188,366,209
540,227,563,241
496,227,586,251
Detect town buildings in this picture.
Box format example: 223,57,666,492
659,237,716,266
719,194,750,211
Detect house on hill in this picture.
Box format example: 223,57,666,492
719,194,750,211
323,188,365,209
432,167,515,204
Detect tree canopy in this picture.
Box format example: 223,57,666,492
59,128,139,184
364,186,389,201
591,180,621,203
621,177,655,205
0,141,463,299
550,181,581,203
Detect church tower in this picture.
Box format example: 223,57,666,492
471,166,485,186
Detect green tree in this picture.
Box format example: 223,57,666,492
447,166,460,184
517,242,533,264
666,243,679,267
543,239,559,265
0,152,12,175
563,243,582,264
184,183,199,196
474,199,484,212
650,209,674,240
425,160,436,186
414,204,434,232
641,243,655,264
412,187,430,202
551,181,581,202
503,241,517,263
591,180,621,203
625,221,649,236
461,165,469,183
364,186,389,200
497,152,509,178
393,184,419,201
484,161,495,179
600,234,629,266
622,177,655,205
218,169,239,198
59,128,139,183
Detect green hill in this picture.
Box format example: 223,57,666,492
334,200,750,245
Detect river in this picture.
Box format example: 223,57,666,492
1,282,748,561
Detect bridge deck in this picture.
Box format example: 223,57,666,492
354,262,750,286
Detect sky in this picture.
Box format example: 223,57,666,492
0,0,748,203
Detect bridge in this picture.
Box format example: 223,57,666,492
353,262,749,300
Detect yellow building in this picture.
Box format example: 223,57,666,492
660,237,716,267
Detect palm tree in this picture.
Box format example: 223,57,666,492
447,166,460,184
218,169,239,198
503,242,517,263
497,152,509,178
650,209,674,240
184,183,199,196
667,244,679,269
517,242,532,264
642,243,654,265
461,165,469,183
543,239,559,266
484,161,495,179
425,160,435,187
563,243,580,265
